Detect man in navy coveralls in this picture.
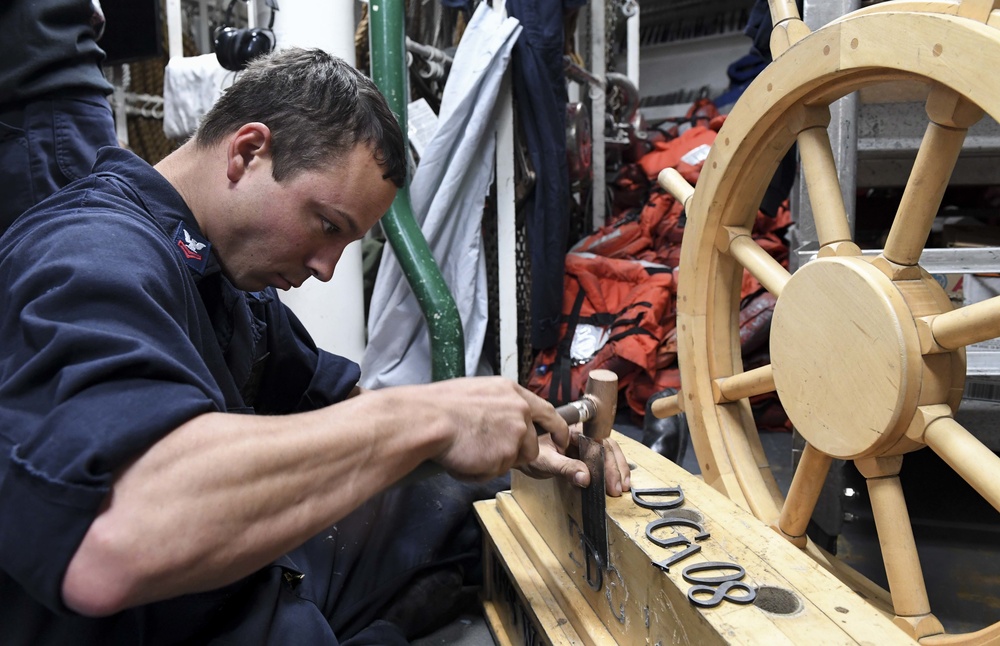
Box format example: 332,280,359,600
0,48,630,644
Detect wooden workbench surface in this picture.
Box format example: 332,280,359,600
477,432,917,645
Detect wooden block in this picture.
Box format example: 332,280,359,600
476,498,604,645
476,432,919,645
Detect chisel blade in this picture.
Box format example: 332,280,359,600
578,434,608,572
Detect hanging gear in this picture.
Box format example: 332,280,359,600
527,253,675,406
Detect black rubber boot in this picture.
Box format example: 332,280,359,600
642,388,690,465
380,565,472,640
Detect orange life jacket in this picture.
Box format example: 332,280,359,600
543,102,792,422
639,125,717,183
526,253,675,406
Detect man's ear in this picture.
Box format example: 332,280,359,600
226,122,272,183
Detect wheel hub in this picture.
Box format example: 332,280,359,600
770,257,923,459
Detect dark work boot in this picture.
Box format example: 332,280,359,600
642,388,690,465
379,565,475,640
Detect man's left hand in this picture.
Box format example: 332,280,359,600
517,429,631,496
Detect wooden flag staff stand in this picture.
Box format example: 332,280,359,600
476,433,915,645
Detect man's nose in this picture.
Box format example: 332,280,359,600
308,246,343,282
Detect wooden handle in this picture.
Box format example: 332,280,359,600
768,0,800,24
657,168,695,208
650,392,682,419
536,398,596,435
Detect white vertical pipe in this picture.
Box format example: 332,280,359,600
111,66,129,146
590,0,606,231
197,0,211,54
496,71,518,381
272,0,368,364
567,15,580,104
270,0,354,53
495,0,518,381
627,8,639,89
166,0,183,60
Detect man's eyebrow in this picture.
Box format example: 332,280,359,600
314,199,360,237
331,209,360,237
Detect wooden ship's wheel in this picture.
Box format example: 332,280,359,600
653,1,1000,643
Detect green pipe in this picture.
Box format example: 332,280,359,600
368,0,465,382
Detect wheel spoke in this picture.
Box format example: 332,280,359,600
775,443,832,547
766,3,809,58
723,227,791,297
884,87,981,267
855,456,944,640
797,122,853,247
657,168,694,209
882,122,967,267
922,294,1000,351
922,622,1000,646
767,0,802,26
922,415,1000,513
713,364,775,403
649,391,682,419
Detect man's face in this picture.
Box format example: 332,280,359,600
213,143,398,292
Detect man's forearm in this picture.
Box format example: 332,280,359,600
61,390,446,616
61,376,570,616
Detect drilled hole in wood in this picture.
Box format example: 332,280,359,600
753,586,803,616
656,508,704,523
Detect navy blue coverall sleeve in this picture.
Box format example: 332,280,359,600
0,206,227,612
256,300,361,415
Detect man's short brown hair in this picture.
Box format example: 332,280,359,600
196,48,406,188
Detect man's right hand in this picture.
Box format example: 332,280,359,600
398,377,571,481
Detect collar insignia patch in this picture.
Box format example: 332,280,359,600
173,222,211,274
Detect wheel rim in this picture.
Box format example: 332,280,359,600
674,5,1000,643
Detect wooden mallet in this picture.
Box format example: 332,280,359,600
546,369,618,441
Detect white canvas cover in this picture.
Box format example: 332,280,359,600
362,3,522,387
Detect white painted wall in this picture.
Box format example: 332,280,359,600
616,32,751,121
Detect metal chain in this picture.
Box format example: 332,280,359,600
605,0,618,72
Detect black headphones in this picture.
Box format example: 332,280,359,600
214,0,277,72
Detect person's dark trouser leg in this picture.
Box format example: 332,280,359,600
291,474,508,642
0,93,116,235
